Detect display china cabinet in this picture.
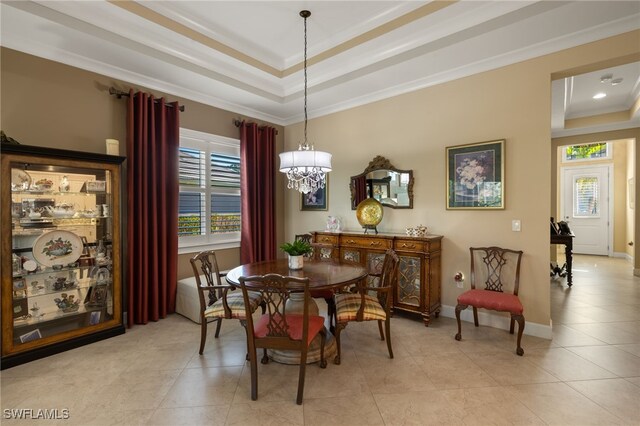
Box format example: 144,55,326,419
1,144,125,368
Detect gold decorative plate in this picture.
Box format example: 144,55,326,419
356,198,383,227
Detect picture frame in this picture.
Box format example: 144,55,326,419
12,298,28,319
13,277,26,292
371,179,390,201
19,329,42,343
89,310,101,325
446,139,505,209
81,180,106,193
300,177,328,211
86,284,108,307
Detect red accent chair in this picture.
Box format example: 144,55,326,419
238,273,327,405
455,247,525,356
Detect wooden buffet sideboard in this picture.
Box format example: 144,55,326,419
313,231,443,326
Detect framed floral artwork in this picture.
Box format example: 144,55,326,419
446,139,504,209
301,177,328,211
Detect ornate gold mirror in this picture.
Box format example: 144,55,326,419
350,156,414,209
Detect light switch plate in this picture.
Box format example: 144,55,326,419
512,220,521,232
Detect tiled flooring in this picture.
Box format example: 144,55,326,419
2,255,639,425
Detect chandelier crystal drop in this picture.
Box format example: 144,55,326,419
279,10,332,194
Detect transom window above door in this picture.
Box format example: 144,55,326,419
562,142,611,162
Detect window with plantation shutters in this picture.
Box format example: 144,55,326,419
574,176,599,217
178,128,241,251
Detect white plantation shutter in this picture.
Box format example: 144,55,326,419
574,176,599,217
178,129,241,250
178,148,206,237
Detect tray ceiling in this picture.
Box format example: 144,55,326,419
1,1,639,133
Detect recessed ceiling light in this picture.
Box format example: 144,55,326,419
593,92,607,99
611,78,623,86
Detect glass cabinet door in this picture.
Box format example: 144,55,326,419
2,147,123,361
397,255,422,308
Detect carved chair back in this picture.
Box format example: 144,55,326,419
190,250,228,310
239,274,311,350
239,273,326,403
470,247,523,296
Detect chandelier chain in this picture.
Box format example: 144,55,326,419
278,10,331,194
303,13,308,148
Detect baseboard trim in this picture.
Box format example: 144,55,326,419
440,305,552,339
612,252,633,262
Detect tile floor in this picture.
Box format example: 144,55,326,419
1,255,639,425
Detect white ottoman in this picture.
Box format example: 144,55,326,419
176,271,230,324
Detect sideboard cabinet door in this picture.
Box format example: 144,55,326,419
313,231,442,326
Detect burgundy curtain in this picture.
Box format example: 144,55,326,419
126,90,179,327
240,122,276,263
354,175,368,207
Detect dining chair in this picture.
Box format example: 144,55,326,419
294,233,313,249
311,241,345,328
295,234,337,324
455,246,525,355
238,273,327,405
333,249,399,365
189,250,265,355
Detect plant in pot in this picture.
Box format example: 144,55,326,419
280,240,312,270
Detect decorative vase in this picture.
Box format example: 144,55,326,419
356,198,383,234
326,215,341,232
59,175,70,192
288,254,304,270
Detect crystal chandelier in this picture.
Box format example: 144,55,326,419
279,10,332,194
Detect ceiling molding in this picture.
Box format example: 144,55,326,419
281,1,458,77
2,0,639,134
108,0,283,77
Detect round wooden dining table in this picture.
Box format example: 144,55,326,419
225,258,367,290
225,258,368,364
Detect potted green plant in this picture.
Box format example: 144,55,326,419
280,240,312,270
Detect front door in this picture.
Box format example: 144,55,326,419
561,165,611,255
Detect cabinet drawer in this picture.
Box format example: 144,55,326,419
340,236,392,250
315,234,338,245
394,239,424,252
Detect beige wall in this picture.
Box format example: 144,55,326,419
3,29,639,330
0,47,285,281
284,30,640,328
614,141,629,255
627,139,636,258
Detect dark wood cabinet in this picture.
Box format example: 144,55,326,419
1,144,125,368
313,231,442,326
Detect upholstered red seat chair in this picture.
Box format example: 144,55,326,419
455,246,525,355
238,273,327,405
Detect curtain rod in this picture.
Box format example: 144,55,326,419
109,87,185,112
233,119,278,135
